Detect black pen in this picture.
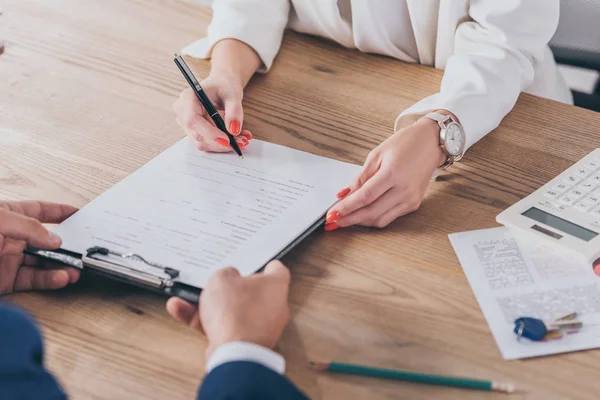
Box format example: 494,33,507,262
173,53,243,158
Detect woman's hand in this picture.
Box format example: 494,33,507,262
0,201,80,295
325,117,447,230
173,40,261,153
173,73,253,153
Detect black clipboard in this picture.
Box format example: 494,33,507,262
25,215,326,304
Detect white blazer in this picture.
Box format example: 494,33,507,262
184,0,572,151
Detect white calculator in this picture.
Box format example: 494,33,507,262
497,149,600,264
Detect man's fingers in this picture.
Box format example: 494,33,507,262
166,297,196,323
166,297,204,333
263,260,291,284
13,266,72,292
18,201,78,223
0,209,62,250
0,237,27,256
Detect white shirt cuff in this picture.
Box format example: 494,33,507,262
206,342,286,375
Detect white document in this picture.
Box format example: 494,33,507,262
449,227,600,360
54,139,360,288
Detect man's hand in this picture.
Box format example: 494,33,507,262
166,260,291,360
0,201,80,295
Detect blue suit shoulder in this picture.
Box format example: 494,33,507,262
199,361,309,400
0,303,67,400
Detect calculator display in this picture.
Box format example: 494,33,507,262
522,207,598,241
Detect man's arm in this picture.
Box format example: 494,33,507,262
200,361,307,400
0,304,67,400
167,261,308,400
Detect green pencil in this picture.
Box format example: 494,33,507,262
309,361,514,394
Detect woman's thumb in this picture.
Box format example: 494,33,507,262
224,98,244,136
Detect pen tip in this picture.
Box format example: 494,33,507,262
173,53,179,58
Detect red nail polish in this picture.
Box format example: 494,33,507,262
229,120,241,135
337,188,351,199
324,222,340,231
215,137,230,147
326,211,340,223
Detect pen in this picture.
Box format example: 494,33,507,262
173,53,243,158
310,361,515,394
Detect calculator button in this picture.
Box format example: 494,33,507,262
589,174,600,183
581,181,596,191
544,190,560,198
563,175,581,185
569,189,586,199
559,196,575,205
575,167,591,177
584,194,600,205
585,161,600,170
592,208,600,217
552,183,570,192
575,202,592,212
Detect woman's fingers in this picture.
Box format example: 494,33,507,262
336,188,403,228
175,88,252,153
223,97,244,136
328,165,391,228
340,189,418,228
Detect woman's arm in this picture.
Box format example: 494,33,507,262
325,0,562,230
174,0,290,153
209,39,261,89
398,0,562,150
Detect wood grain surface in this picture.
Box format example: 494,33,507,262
1,0,600,399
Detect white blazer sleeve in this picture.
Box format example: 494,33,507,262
182,0,291,72
397,0,560,151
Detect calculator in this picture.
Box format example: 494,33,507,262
496,149,600,264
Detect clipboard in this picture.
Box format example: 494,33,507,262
25,215,326,304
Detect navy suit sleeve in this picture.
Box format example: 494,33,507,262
0,304,67,400
198,361,308,400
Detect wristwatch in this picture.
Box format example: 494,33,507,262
422,111,466,169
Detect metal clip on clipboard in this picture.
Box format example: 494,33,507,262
83,247,179,290
25,246,201,304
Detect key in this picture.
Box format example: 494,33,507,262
514,313,582,341
514,317,547,341
544,190,559,198
592,207,600,217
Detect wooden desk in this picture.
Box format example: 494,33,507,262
1,0,599,398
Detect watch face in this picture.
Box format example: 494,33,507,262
444,123,465,156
